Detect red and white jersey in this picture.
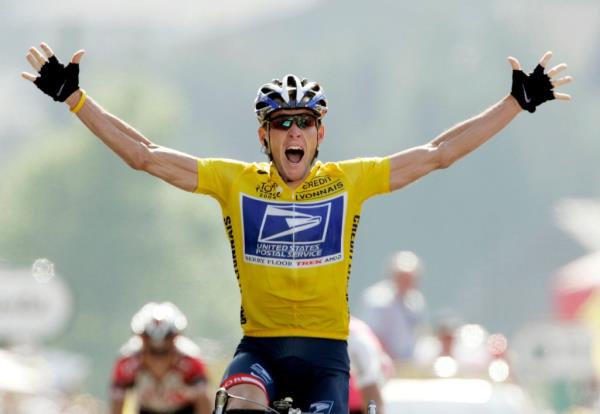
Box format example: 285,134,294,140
348,317,393,412
111,336,208,412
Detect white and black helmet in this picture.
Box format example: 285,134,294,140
254,74,328,124
130,302,188,345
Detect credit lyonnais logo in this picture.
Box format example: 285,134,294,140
241,194,346,268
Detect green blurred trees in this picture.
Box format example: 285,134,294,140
0,79,240,395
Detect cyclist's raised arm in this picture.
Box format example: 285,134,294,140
22,42,198,192
66,89,199,191
387,95,520,191
387,51,572,192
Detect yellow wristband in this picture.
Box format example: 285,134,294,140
70,89,87,114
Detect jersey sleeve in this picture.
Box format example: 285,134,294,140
337,157,390,203
110,356,138,400
349,331,382,387
348,320,385,387
180,356,208,385
195,158,248,205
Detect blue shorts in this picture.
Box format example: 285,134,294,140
221,336,350,414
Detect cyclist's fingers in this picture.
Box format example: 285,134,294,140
507,56,521,71
26,52,42,72
538,51,553,68
552,76,573,88
548,63,568,78
70,49,85,64
39,42,55,59
29,47,47,67
21,72,37,82
554,92,571,101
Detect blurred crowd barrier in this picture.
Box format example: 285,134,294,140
0,346,105,413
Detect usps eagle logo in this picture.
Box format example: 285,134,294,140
241,194,346,267
258,204,330,243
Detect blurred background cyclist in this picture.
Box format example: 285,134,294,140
347,316,393,414
110,302,213,414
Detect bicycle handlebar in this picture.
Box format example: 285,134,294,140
213,388,280,414
213,388,377,414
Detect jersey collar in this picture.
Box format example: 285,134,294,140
269,160,323,194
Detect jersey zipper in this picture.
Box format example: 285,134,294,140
292,189,298,326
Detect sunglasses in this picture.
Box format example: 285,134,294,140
268,114,318,130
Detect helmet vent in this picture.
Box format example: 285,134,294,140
254,74,328,123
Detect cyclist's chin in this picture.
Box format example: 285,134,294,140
278,159,310,183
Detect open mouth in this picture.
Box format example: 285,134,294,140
285,147,305,164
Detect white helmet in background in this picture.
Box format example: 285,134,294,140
130,302,188,346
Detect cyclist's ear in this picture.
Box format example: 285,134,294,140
257,126,270,154
317,122,325,144
257,126,267,146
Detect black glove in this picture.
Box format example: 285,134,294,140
33,55,80,102
511,64,555,113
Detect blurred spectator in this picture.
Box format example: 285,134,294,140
413,311,464,377
414,310,512,381
359,251,426,361
110,302,213,414
433,311,462,357
348,316,393,414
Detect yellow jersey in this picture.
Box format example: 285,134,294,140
195,158,390,340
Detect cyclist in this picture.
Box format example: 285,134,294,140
110,302,213,414
23,43,571,414
347,317,392,414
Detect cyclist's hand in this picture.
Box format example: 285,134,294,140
22,42,85,102
508,51,572,113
